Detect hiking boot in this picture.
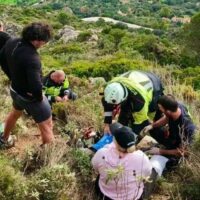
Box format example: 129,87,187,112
0,134,16,149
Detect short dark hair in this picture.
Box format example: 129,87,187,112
22,22,52,42
157,95,178,112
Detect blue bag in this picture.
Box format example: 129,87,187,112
92,134,113,151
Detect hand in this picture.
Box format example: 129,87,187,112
55,96,63,102
140,124,153,137
104,123,111,135
146,147,160,155
62,95,69,101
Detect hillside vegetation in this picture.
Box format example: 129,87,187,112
0,2,200,200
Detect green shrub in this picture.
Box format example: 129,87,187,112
69,149,92,180
179,181,200,200
0,155,28,200
57,12,74,25
41,55,65,71
172,66,200,90
28,165,77,200
77,31,92,42
49,43,83,55
68,54,148,80
52,102,68,122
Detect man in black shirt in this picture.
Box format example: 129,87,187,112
0,22,54,148
143,95,195,169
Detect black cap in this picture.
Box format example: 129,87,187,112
109,122,123,134
112,126,136,149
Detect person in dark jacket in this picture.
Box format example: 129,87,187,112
43,70,77,105
0,22,54,148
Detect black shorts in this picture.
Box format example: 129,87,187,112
10,89,51,123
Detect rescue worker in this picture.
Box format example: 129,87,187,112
143,95,196,169
103,70,164,135
43,70,77,105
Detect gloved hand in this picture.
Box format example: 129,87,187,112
146,147,160,155
140,124,153,137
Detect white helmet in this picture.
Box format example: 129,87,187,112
104,82,128,104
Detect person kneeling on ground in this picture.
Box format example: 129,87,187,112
102,70,164,135
92,125,153,200
142,95,196,169
43,70,77,106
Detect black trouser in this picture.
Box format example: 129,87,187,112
150,127,180,170
95,176,113,200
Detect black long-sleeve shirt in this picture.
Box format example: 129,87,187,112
3,38,43,101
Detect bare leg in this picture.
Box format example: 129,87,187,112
3,107,22,141
38,116,54,144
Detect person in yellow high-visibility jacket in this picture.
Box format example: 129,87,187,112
102,70,164,135
43,70,77,105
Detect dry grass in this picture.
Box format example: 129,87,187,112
0,69,200,199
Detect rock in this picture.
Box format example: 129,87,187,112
89,77,106,86
63,7,73,14
5,22,22,37
57,25,80,43
89,34,98,42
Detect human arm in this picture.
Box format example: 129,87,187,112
91,149,105,173
141,115,168,135
152,115,168,128
102,97,115,134
103,123,111,134
25,54,43,101
146,146,189,157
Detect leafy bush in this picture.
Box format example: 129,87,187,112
172,67,200,90
67,54,148,80
41,55,65,72
28,165,77,200
69,149,92,180
0,155,28,200
57,12,74,25
77,31,92,42
49,43,84,55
